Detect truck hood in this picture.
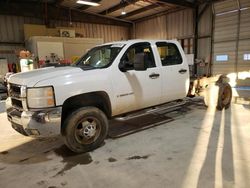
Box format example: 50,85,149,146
8,66,83,87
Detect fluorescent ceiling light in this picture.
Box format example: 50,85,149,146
121,7,126,15
121,11,126,15
76,0,100,6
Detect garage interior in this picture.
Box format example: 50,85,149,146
0,0,250,187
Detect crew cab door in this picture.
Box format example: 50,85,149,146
112,42,162,115
155,42,189,103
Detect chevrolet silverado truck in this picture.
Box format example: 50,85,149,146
6,40,232,153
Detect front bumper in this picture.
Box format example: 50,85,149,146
6,98,62,137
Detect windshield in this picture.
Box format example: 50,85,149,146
74,44,124,69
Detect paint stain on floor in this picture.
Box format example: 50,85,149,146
108,157,117,162
53,145,93,176
0,167,6,171
127,155,151,160
0,151,8,155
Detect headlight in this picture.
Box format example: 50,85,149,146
27,86,55,108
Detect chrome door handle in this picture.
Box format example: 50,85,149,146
149,73,160,79
179,69,187,74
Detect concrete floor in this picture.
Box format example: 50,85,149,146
0,100,250,188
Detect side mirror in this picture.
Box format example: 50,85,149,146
134,53,147,71
119,60,128,72
119,58,135,72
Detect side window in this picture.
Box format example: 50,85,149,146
156,42,183,66
120,43,156,70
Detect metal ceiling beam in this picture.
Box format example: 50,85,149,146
157,0,195,8
117,4,160,19
99,0,140,15
133,6,185,22
0,1,132,27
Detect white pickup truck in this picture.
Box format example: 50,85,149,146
6,40,231,153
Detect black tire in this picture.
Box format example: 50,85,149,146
63,107,108,153
216,83,232,111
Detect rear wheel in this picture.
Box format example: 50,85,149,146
217,83,232,110
63,107,108,153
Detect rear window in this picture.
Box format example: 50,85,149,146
156,42,183,66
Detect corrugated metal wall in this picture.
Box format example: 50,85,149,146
167,9,194,39
0,15,130,64
214,0,238,13
135,15,167,39
0,15,44,43
49,20,129,42
135,9,194,40
240,0,250,7
0,15,43,64
212,0,250,75
214,12,238,42
198,5,212,37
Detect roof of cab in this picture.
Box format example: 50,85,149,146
103,39,178,46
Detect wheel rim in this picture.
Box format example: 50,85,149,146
74,117,101,145
221,86,231,106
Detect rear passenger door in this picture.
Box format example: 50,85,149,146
156,42,189,103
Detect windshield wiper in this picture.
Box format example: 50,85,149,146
78,65,99,70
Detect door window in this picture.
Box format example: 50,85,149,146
156,42,183,66
120,43,156,71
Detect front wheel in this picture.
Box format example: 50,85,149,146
63,107,109,153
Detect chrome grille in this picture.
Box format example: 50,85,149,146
8,84,27,110
11,98,23,109
9,84,21,98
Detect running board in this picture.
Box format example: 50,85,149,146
115,100,186,121
108,117,173,138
